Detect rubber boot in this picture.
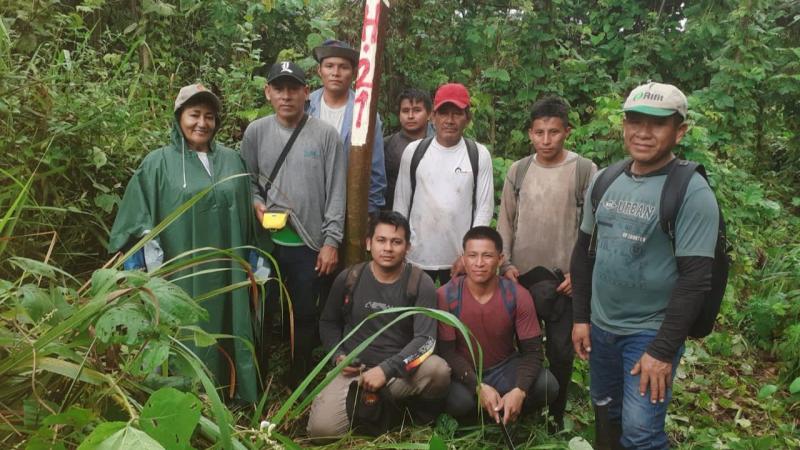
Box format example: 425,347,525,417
594,399,623,450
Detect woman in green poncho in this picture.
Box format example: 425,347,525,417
108,84,259,403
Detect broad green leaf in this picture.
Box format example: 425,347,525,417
757,384,778,399
121,269,151,288
140,387,201,450
483,68,510,82
8,257,79,284
789,377,800,394
42,406,95,428
95,303,153,345
139,277,206,327
130,340,171,377
94,425,165,450
18,284,54,322
94,193,120,213
9,257,56,279
50,286,75,321
142,0,175,17
89,269,125,297
306,32,324,50
91,147,108,169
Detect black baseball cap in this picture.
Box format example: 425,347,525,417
267,61,306,85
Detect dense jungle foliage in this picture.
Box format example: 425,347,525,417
1,0,799,448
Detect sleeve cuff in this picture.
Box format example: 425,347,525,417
379,361,400,380
323,236,340,248
645,343,680,364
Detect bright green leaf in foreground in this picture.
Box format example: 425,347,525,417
78,422,128,450
94,425,165,450
140,387,201,450
95,303,153,345
789,377,800,394
139,277,207,326
757,384,778,399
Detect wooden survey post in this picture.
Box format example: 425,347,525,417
344,0,389,265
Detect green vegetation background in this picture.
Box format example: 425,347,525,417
1,0,798,448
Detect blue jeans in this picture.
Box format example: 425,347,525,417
589,325,683,450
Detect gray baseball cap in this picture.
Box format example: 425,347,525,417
174,83,221,112
623,82,688,119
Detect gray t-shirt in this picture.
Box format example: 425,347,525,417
319,263,438,379
580,166,718,334
240,115,345,250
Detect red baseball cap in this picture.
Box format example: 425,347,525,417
433,83,470,111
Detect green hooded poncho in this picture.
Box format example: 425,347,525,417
109,120,259,403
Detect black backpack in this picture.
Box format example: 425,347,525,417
342,262,424,319
589,159,731,338
408,137,480,226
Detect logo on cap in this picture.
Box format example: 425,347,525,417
632,91,664,102
281,62,292,73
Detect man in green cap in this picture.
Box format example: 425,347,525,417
571,82,719,449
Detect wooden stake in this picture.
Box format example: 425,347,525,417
344,0,389,265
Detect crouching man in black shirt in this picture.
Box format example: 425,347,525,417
307,211,451,439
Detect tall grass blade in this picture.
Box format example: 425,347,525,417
111,173,249,271
269,306,481,427
0,168,35,257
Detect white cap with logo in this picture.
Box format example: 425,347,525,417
623,82,687,119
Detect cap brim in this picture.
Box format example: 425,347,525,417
313,47,359,65
433,100,469,111
623,105,677,117
268,74,306,85
176,91,221,112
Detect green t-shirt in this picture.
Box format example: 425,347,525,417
579,165,719,335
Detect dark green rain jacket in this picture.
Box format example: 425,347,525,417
109,119,259,402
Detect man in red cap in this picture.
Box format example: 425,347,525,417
393,83,494,285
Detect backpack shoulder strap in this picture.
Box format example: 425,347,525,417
590,159,629,214
498,278,517,318
510,155,534,239
444,276,465,318
343,262,369,316
574,156,594,209
588,159,628,258
408,137,435,217
465,138,480,227
405,264,424,304
660,159,705,245
512,155,534,199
